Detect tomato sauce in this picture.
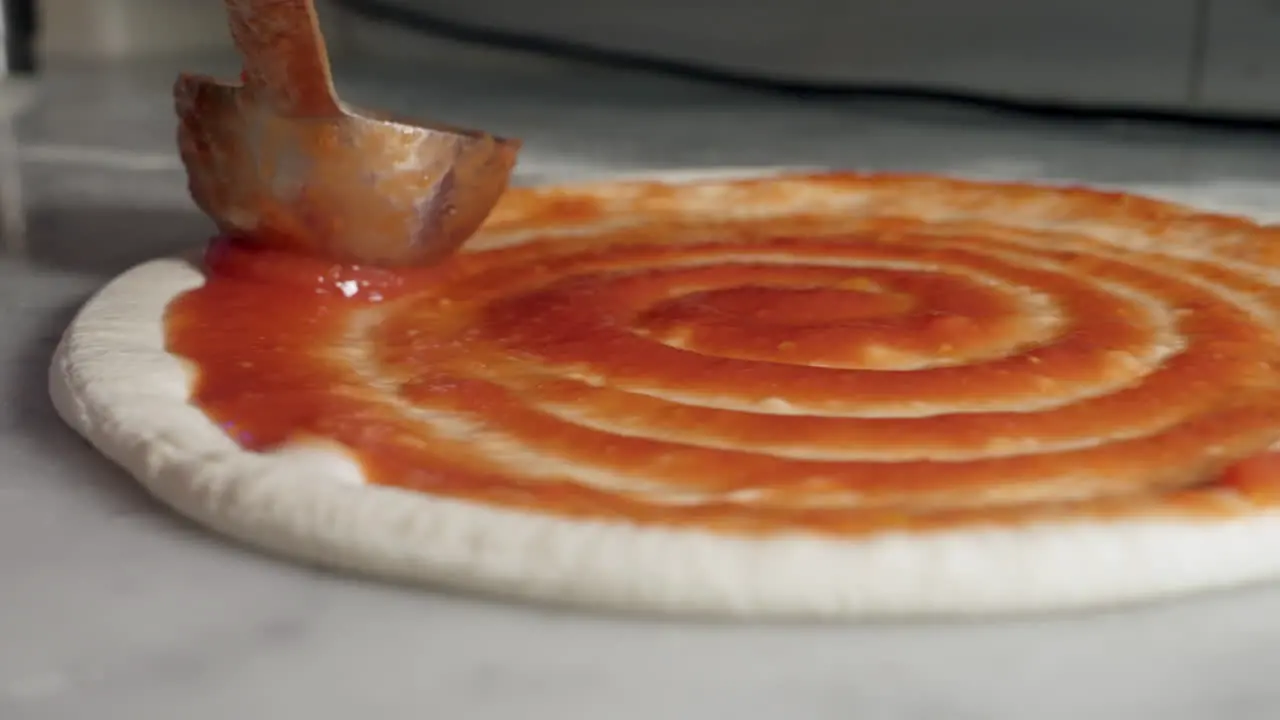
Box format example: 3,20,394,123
165,181,1280,535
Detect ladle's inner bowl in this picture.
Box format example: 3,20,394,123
175,75,521,266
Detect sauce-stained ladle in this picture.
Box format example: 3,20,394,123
175,0,521,266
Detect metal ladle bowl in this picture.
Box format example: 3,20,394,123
175,0,521,267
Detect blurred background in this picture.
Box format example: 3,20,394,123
6,0,1280,268
23,0,1280,114
8,0,1280,306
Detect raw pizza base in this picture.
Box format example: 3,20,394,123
49,170,1280,619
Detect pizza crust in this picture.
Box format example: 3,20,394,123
48,171,1280,618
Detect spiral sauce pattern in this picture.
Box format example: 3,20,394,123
166,174,1280,536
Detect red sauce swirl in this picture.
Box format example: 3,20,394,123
166,174,1280,535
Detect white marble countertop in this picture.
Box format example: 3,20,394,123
7,49,1280,720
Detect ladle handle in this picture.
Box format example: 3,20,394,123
223,0,342,116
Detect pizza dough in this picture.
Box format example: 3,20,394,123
49,171,1280,618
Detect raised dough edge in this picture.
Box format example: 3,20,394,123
46,170,1280,619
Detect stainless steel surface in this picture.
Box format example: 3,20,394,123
341,0,1280,116
351,0,1197,107
7,49,1280,718
1201,0,1280,114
